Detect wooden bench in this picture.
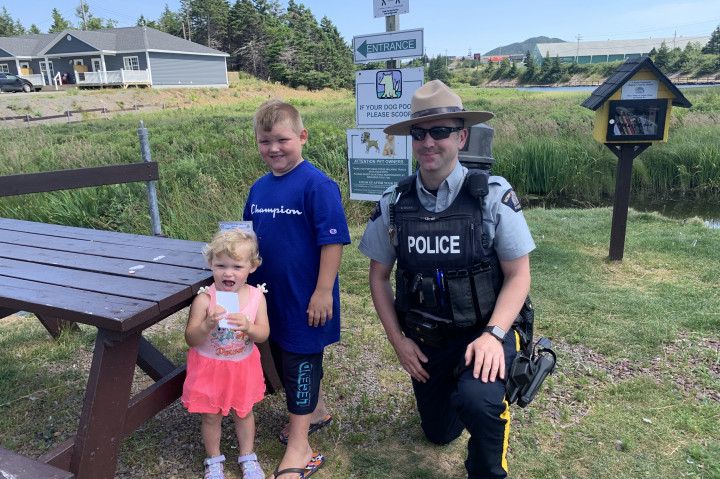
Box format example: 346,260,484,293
0,447,75,479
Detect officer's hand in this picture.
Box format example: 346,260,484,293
394,336,430,383
465,334,505,383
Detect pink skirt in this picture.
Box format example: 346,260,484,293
182,347,266,417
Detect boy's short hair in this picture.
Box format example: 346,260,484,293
253,99,304,136
202,229,262,267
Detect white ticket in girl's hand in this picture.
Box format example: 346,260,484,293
215,291,240,329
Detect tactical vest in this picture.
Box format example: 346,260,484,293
391,170,503,328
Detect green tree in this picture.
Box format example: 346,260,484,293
522,50,537,83
188,0,230,49
492,57,510,80
672,42,702,73
652,42,671,71
539,51,551,80
0,7,25,36
702,25,720,54
155,4,185,37
427,54,449,83
228,0,269,77
48,8,72,33
75,3,117,30
28,24,42,34
137,15,158,29
318,16,353,89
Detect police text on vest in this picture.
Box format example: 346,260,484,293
407,236,460,254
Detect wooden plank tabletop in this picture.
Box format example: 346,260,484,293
0,218,212,332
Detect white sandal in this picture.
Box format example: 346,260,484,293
203,455,226,479
238,453,265,479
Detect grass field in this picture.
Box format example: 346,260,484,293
0,82,719,478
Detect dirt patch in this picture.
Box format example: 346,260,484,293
0,83,345,128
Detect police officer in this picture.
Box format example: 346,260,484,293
359,80,535,479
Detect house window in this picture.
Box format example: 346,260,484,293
92,58,103,71
73,59,84,66
123,56,140,71
0,64,8,73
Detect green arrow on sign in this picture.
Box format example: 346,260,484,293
356,39,417,58
357,40,368,58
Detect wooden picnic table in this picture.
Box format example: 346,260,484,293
0,217,272,478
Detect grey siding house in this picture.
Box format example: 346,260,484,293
0,27,228,89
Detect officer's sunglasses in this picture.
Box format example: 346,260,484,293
410,126,464,141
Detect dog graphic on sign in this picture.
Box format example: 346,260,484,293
377,70,402,99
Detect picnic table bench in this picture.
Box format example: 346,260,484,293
0,158,281,478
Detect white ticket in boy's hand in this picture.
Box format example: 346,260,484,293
215,291,240,329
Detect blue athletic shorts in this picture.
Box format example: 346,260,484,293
269,339,324,415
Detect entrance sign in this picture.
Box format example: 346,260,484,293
373,0,409,18
356,67,423,128
353,29,423,63
346,128,412,201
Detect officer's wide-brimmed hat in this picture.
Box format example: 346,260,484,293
383,80,494,136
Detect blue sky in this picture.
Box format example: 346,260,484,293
5,0,720,57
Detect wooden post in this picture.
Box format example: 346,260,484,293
385,15,399,69
606,143,650,261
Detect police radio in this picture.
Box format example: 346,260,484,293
506,337,557,408
506,297,557,408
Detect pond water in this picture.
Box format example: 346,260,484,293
517,84,720,92
525,195,720,229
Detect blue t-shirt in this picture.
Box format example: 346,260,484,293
243,160,350,354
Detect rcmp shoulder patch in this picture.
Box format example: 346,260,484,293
501,188,522,212
369,201,382,221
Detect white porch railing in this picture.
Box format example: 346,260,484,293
21,73,45,86
75,69,150,85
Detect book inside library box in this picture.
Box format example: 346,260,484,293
606,99,667,142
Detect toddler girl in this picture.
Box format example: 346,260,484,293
183,229,269,479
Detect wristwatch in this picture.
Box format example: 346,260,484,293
483,325,506,343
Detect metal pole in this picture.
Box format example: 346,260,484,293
137,120,163,236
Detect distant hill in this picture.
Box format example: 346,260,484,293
484,36,566,56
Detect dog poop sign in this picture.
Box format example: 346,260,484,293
355,67,423,128
346,128,412,201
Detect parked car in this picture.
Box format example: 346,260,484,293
0,73,38,93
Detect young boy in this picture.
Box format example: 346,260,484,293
243,99,350,479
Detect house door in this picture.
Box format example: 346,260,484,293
92,58,103,72
40,61,55,83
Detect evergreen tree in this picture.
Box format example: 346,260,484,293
156,5,185,37
508,59,518,78
522,50,537,83
652,42,670,71
318,16,353,89
673,42,702,73
137,15,158,29
48,8,72,33
702,25,720,54
75,3,117,30
28,24,42,34
0,7,25,36
538,51,551,80
427,54,449,83
228,0,268,76
188,0,230,49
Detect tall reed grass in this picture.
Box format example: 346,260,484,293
0,84,718,240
